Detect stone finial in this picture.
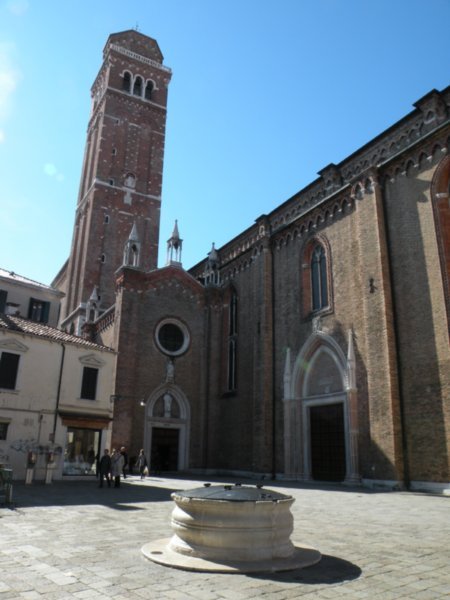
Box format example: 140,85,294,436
414,90,447,126
166,220,183,266
318,163,343,194
89,286,100,302
123,222,141,267
86,286,101,323
204,243,221,286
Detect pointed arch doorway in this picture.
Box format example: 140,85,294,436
309,401,346,482
283,331,359,483
151,427,179,471
144,385,190,473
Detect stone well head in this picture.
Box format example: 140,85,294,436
142,483,321,573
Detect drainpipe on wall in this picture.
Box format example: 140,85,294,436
52,343,66,442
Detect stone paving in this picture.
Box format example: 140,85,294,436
0,475,449,599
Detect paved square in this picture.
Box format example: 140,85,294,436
1,476,449,599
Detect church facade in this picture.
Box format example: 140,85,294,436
55,30,450,493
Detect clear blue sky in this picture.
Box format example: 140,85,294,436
0,0,449,285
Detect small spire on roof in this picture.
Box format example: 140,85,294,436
86,286,100,323
89,286,100,302
204,242,220,286
123,223,141,267
168,220,181,246
166,220,183,266
207,242,219,264
128,222,140,242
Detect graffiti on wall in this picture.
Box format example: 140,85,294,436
9,439,63,455
9,438,38,454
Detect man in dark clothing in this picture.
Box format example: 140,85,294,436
120,446,128,478
98,449,111,488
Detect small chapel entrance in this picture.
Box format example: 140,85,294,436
145,384,190,473
310,403,346,482
151,427,179,472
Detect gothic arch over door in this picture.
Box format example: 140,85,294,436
283,331,359,483
144,384,190,472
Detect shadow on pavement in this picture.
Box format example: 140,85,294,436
6,479,181,510
250,554,362,584
4,473,398,512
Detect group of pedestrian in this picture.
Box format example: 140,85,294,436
98,446,148,487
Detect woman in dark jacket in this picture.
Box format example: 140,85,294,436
98,449,111,488
135,449,148,479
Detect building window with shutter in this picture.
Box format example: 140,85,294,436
28,298,50,323
0,352,20,390
0,289,7,313
80,367,98,400
0,420,10,440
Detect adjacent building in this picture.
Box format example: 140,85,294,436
0,314,115,479
0,268,63,327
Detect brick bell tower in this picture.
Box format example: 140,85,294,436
59,30,171,333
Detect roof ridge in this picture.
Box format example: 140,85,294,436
0,267,58,290
0,313,114,352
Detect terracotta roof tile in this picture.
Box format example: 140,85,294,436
0,314,114,352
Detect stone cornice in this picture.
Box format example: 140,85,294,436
116,265,205,299
87,86,167,131
109,43,171,74
189,87,450,281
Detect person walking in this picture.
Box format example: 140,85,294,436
98,449,111,488
120,446,128,479
111,448,124,488
135,449,148,479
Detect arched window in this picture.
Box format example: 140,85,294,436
301,237,332,317
311,244,328,311
130,244,139,267
122,71,131,92
229,292,237,337
133,76,143,97
431,155,450,336
145,81,154,101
